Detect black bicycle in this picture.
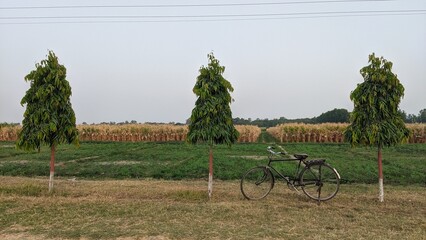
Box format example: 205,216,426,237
240,146,340,202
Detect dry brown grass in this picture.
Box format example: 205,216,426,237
0,176,425,240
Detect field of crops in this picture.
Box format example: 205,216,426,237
78,124,188,142
0,124,262,143
267,123,426,143
1,123,425,143
0,124,20,142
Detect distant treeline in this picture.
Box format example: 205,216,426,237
3,108,425,128
0,123,20,127
233,108,350,128
399,109,426,124
233,108,426,128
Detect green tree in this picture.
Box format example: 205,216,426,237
418,109,426,123
187,53,239,198
345,53,410,202
315,108,350,123
398,110,408,123
17,51,79,192
406,113,418,123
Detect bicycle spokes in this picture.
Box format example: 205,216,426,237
255,170,269,185
300,163,340,201
240,167,274,200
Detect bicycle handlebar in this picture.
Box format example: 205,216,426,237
267,146,289,156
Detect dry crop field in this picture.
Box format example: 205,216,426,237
2,123,425,143
0,124,261,143
267,123,426,143
0,176,425,240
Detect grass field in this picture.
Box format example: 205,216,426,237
0,176,425,240
1,141,425,185
1,141,425,239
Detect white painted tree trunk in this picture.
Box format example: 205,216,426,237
378,147,384,202
49,171,54,192
379,178,384,202
208,146,213,199
208,173,213,199
49,145,56,193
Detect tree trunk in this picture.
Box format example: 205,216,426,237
208,146,213,199
378,146,384,202
49,144,56,192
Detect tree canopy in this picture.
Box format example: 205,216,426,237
17,51,79,151
345,53,410,147
187,53,239,146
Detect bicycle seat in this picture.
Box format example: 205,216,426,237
294,154,308,160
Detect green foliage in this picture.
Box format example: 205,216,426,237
16,51,79,151
315,108,349,123
418,109,426,123
187,53,239,146
345,53,410,148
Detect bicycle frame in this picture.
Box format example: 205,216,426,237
265,153,306,186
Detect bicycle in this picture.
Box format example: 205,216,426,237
240,146,340,202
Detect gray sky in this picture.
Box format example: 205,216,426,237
1,0,425,124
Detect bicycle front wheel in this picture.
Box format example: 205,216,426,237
300,163,340,201
241,166,274,200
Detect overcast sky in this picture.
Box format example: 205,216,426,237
1,0,425,124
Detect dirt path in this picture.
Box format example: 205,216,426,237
257,128,278,143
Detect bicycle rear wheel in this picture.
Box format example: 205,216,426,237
240,166,274,200
300,163,340,201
